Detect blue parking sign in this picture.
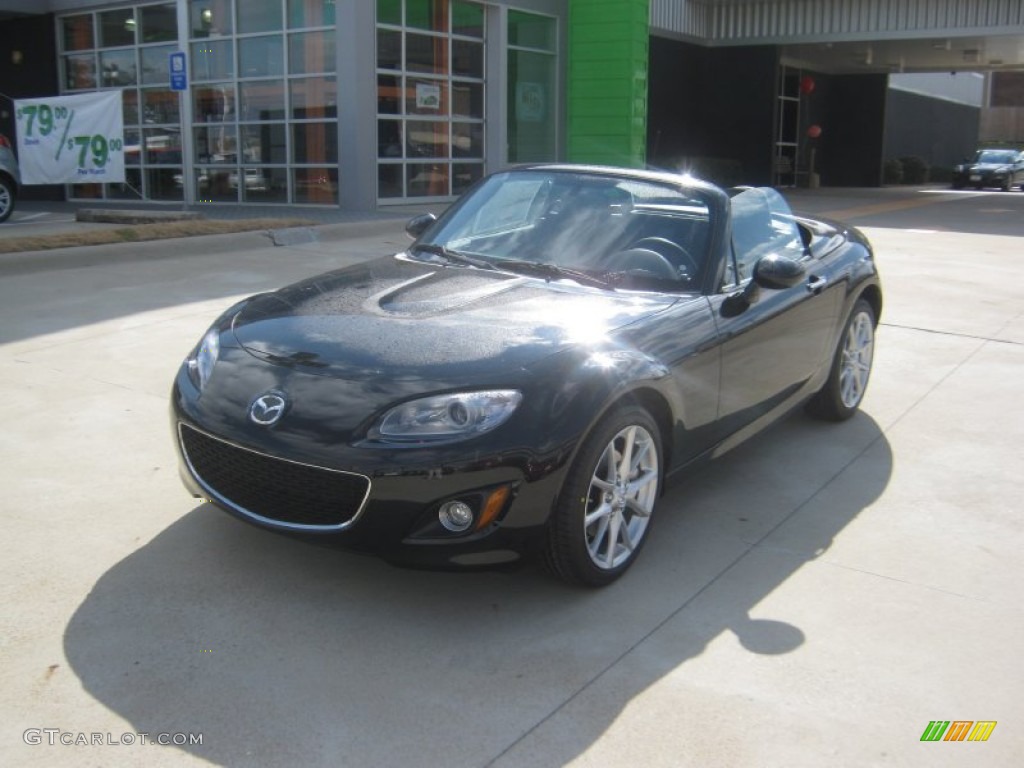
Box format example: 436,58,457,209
169,52,188,91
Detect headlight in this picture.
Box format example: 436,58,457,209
375,390,522,442
186,328,220,390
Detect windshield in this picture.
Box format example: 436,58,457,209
976,150,1017,164
414,170,715,291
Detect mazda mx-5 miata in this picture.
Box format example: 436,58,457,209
172,165,881,586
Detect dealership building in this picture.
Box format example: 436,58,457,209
1,0,1021,209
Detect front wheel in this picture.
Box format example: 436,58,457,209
806,299,876,421
0,176,15,223
544,405,662,586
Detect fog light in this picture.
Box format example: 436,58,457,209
439,501,475,532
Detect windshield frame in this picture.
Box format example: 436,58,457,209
408,168,722,294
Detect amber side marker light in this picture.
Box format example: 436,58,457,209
476,485,512,530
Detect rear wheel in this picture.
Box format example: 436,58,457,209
806,299,876,421
0,176,15,223
544,405,662,586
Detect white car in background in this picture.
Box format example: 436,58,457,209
0,132,20,223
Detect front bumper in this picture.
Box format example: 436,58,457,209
171,370,573,569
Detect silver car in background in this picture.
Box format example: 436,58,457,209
0,132,19,222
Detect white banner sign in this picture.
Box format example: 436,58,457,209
14,91,125,185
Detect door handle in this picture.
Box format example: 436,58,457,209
806,274,828,295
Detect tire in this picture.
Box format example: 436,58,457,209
0,176,15,223
806,299,876,422
544,405,662,587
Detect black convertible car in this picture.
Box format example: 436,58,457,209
172,165,881,586
951,148,1024,191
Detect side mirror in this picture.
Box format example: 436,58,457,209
752,253,806,289
405,213,437,240
721,253,806,318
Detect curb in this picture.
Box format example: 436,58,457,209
0,217,413,277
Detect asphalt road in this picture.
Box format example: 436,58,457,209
1,187,1022,767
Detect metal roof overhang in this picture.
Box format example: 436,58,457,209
651,0,1024,74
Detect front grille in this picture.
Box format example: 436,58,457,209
179,424,370,530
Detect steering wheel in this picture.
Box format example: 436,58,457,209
627,237,699,278
612,248,679,281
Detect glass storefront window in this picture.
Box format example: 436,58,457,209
140,4,177,43
194,84,237,123
288,31,335,74
143,89,181,124
451,39,482,78
406,0,446,32
378,164,402,196
62,15,94,51
288,0,336,28
192,39,234,81
244,167,288,203
452,122,482,158
377,0,402,26
406,78,447,116
64,55,97,90
406,120,448,158
241,124,286,164
451,162,482,194
123,91,139,125
108,168,144,199
71,183,103,198
238,0,283,34
507,14,557,164
99,9,136,48
294,167,338,204
406,162,448,197
375,0,486,201
290,77,337,119
377,29,402,70
143,128,183,164
292,123,338,164
378,120,402,158
239,35,284,78
147,168,185,201
508,10,555,51
190,0,233,38
141,44,176,84
194,124,238,163
407,33,447,74
100,50,137,87
240,80,286,121
451,81,482,118
198,168,235,201
451,2,483,38
124,129,142,164
378,75,400,114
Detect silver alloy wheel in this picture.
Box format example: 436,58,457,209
839,310,874,408
583,424,659,570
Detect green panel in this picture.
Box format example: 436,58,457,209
567,0,649,167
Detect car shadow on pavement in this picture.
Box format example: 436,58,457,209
63,410,891,767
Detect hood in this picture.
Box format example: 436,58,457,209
230,255,678,381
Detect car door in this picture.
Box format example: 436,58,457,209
708,189,841,440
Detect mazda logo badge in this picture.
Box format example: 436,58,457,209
249,392,287,426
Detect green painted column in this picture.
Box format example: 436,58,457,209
567,0,649,167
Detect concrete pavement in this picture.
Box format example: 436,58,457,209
0,187,1022,767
